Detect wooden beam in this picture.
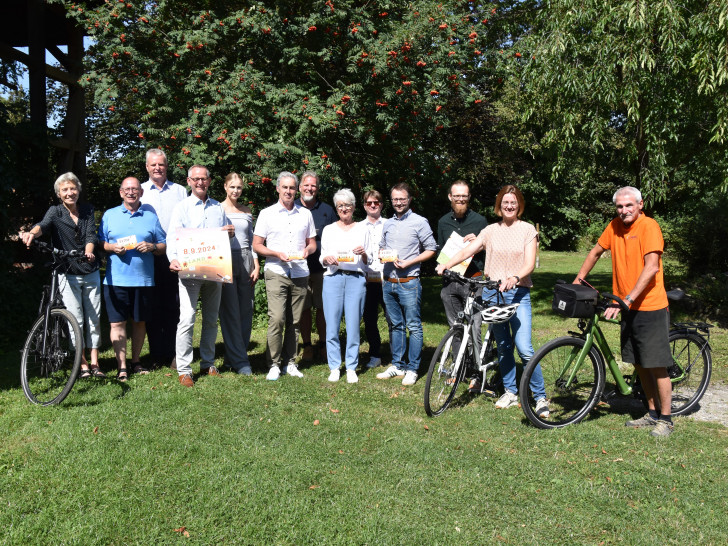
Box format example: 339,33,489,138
0,42,78,87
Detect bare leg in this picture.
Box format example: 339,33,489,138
653,367,672,417
110,321,128,373
130,320,146,363
635,365,658,412
89,348,99,366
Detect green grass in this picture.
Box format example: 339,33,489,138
1,251,726,544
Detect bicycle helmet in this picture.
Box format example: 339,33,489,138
480,303,520,323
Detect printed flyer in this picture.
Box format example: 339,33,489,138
176,228,233,283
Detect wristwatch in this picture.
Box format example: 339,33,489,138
625,295,634,305
512,275,520,284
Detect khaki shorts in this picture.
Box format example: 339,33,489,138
303,271,324,309
620,307,672,369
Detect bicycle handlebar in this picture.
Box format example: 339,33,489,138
443,269,501,290
576,278,629,314
32,240,84,259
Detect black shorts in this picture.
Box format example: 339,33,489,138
620,307,671,369
104,285,152,323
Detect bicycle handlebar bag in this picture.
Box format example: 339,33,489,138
552,283,598,318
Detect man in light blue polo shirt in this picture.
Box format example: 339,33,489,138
99,177,166,381
377,182,437,386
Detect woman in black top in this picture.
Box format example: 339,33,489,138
20,172,105,378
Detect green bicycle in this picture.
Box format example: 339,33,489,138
519,281,712,429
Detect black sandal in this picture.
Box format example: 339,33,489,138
118,368,128,382
89,365,106,378
79,368,92,379
132,363,149,375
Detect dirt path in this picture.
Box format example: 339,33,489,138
687,383,728,428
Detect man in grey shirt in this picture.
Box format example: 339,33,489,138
376,182,437,386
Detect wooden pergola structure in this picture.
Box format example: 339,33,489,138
0,0,89,181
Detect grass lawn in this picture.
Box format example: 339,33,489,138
1,251,726,544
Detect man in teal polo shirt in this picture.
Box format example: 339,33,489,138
99,177,166,380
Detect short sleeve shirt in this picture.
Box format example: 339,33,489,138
254,202,316,278
598,213,668,311
478,220,538,287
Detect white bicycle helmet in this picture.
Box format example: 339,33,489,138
480,303,520,323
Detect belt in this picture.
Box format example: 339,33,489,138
334,270,364,277
384,276,418,283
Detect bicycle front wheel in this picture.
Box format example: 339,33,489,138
520,337,606,429
21,309,83,405
424,327,468,417
667,332,712,416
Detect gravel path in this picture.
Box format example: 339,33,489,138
687,383,728,428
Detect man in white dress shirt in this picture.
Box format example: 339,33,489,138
140,148,187,369
167,165,233,387
252,172,316,381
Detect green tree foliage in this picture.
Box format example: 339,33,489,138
68,0,529,217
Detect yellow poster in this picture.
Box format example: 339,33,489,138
176,228,233,283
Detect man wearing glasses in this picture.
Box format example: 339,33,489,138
294,171,336,363
360,189,391,369
437,181,488,360
99,177,166,380
376,183,437,385
167,166,234,387
140,148,188,370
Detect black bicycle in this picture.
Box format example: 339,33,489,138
424,270,518,416
20,241,84,405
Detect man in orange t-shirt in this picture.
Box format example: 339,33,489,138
575,186,674,437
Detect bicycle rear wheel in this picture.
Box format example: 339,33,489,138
424,327,468,417
666,331,712,416
21,309,82,405
520,337,605,429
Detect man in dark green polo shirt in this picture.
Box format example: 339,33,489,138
437,180,488,348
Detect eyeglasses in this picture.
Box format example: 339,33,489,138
121,188,140,194
336,204,354,211
451,194,470,201
188,177,209,183
391,198,410,203
365,200,381,206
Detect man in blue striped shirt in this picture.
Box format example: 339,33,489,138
376,183,437,386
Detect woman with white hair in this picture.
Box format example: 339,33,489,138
320,188,369,383
19,172,104,379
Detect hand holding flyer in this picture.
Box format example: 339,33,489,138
176,228,233,283
436,232,472,275
379,248,398,263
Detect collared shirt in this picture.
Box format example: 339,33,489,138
99,203,165,287
294,198,336,274
254,201,316,278
166,195,231,263
437,208,488,276
140,179,188,234
319,221,370,275
35,202,99,275
360,216,386,281
380,209,437,279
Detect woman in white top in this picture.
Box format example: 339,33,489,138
219,173,260,375
435,185,548,418
320,189,369,383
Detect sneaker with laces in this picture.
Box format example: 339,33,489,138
402,370,418,386
365,357,382,369
495,391,519,409
376,365,405,379
286,364,304,378
649,420,674,437
535,397,550,418
328,369,340,382
266,366,281,381
346,370,359,383
625,413,658,428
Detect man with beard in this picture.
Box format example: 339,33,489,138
294,171,336,362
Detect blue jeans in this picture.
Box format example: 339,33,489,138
482,287,546,400
382,278,423,373
322,271,366,370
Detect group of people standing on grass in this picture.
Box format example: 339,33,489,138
20,149,675,434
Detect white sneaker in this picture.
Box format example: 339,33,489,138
346,370,359,383
266,366,280,381
495,391,519,409
535,397,550,418
376,365,405,379
286,364,304,378
402,370,418,386
328,369,340,382
365,357,381,369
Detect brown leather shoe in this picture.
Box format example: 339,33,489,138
170,357,177,371
200,366,221,377
178,373,194,387
301,345,314,361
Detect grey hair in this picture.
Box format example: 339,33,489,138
277,171,299,188
300,170,319,185
333,188,356,208
146,148,167,164
54,172,82,196
187,164,210,179
613,186,642,204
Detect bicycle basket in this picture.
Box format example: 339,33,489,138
480,303,519,324
552,282,598,318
